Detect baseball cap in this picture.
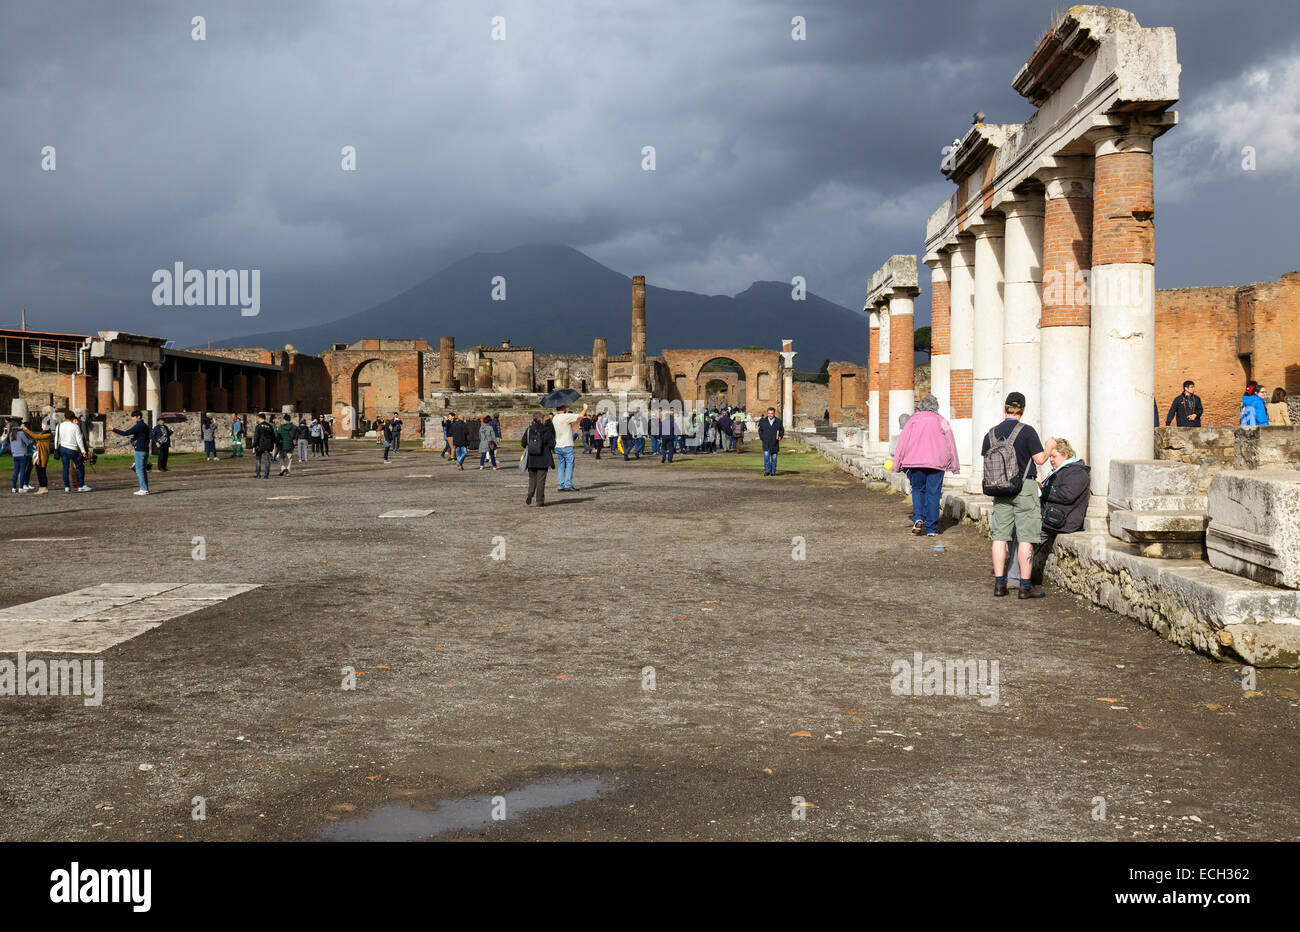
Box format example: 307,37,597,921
1005,391,1026,407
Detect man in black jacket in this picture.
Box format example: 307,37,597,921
252,413,276,479
757,407,784,476
1165,380,1203,427
521,416,556,506
111,410,152,495
448,414,470,469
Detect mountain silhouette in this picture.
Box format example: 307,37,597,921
210,244,868,366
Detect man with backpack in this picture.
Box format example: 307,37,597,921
275,413,297,476
252,413,276,479
152,419,173,472
981,391,1050,600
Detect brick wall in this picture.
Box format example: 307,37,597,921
792,380,828,419
1091,151,1154,266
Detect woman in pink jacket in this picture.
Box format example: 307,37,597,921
892,394,961,536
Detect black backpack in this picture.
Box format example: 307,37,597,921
981,421,1030,497
526,425,545,456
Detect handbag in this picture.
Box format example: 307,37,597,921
1042,502,1069,533
518,452,527,472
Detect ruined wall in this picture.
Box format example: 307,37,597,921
1154,425,1300,490
827,362,866,423
535,354,594,391
793,380,828,419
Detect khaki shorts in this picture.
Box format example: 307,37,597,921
990,478,1041,543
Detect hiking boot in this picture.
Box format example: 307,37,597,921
993,580,1008,597
1018,587,1046,600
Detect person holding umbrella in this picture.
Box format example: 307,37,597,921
542,388,586,492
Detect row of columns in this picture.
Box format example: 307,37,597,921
95,360,281,416
865,287,917,453
921,124,1158,497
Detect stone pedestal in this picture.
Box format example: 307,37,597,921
1108,459,1209,557
1206,471,1300,589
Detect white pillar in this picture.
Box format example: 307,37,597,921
867,312,882,455
925,254,951,421
969,220,1006,489
877,303,891,453
122,363,140,410
779,344,796,430
948,238,975,473
97,360,115,413
1002,197,1044,431
887,288,915,448
144,364,162,419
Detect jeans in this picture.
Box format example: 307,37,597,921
908,467,945,534
60,448,85,489
132,450,149,491
11,455,30,490
455,444,467,466
298,438,308,461
480,447,497,467
255,451,273,478
555,446,575,489
763,449,777,475
661,440,675,463
634,437,645,456
204,440,216,457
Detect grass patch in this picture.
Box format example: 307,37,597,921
668,446,835,477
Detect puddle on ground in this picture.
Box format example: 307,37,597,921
321,776,610,841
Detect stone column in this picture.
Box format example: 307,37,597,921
232,373,248,413
144,364,162,419
439,336,456,391
476,357,493,392
592,338,608,390
925,254,952,420
780,340,796,429
97,361,115,414
867,312,882,455
969,219,1006,488
887,287,917,447
1037,157,1094,464
122,363,140,410
1089,124,1158,499
947,238,975,472
1002,195,1045,428
556,360,570,391
631,275,647,390
876,303,891,448
249,374,267,411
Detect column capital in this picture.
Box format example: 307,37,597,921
1085,116,1167,156
967,217,1005,239
1001,194,1045,220
949,235,977,261
925,253,950,281
888,285,920,302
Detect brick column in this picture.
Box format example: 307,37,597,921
925,254,952,420
947,238,975,472
1036,157,1094,464
887,286,917,447
1002,196,1044,431
970,219,1006,488
1089,124,1157,498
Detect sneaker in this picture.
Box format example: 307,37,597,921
77,486,92,492
64,487,71,492
17,487,30,493
926,531,937,537
35,488,48,495
133,489,150,496
22,485,35,491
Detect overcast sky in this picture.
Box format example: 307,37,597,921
2,0,1297,346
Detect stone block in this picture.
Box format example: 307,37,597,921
1206,470,1300,589
1107,459,1206,514
1109,509,1208,558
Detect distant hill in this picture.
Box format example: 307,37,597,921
210,244,868,365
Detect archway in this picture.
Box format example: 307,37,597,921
351,358,399,427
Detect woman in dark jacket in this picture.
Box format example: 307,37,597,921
521,415,556,506
1030,437,1091,583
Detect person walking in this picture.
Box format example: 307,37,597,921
440,415,452,458
757,406,785,476
201,416,218,461
981,392,1049,599
592,412,608,460
892,394,961,536
659,409,677,463
1164,380,1203,427
321,416,331,456
1240,381,1270,426
1266,388,1292,426
151,419,173,471
521,414,556,506
20,423,53,495
6,418,34,493
55,411,91,492
391,413,403,453
297,417,311,463
230,414,245,459
275,413,297,475
252,413,276,479
478,415,500,469
111,410,152,495
448,413,469,469
551,402,587,491
580,412,593,454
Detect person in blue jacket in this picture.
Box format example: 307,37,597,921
1240,381,1270,426
112,410,152,495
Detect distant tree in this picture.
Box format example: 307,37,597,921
738,345,767,350
818,358,829,375
914,326,932,359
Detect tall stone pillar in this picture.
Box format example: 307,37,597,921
439,337,456,391
1037,157,1094,464
556,361,570,391
969,219,1006,488
887,287,917,447
249,374,267,411
122,363,140,410
947,238,975,472
477,357,493,392
876,304,891,447
1002,195,1045,428
631,275,647,390
925,254,952,420
232,373,248,413
867,313,882,455
780,340,796,429
96,361,115,414
144,364,162,419
592,338,608,390
1088,124,1158,499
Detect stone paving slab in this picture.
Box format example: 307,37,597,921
81,583,186,598
379,509,434,518
0,619,162,653
153,583,261,600
79,599,220,624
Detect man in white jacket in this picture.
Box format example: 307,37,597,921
55,411,91,492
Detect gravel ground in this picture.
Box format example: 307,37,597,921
1,440,1297,841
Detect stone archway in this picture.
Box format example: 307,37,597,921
351,358,399,426
658,348,783,415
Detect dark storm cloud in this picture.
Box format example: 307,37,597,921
1,0,1297,345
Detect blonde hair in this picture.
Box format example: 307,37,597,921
1052,437,1076,459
